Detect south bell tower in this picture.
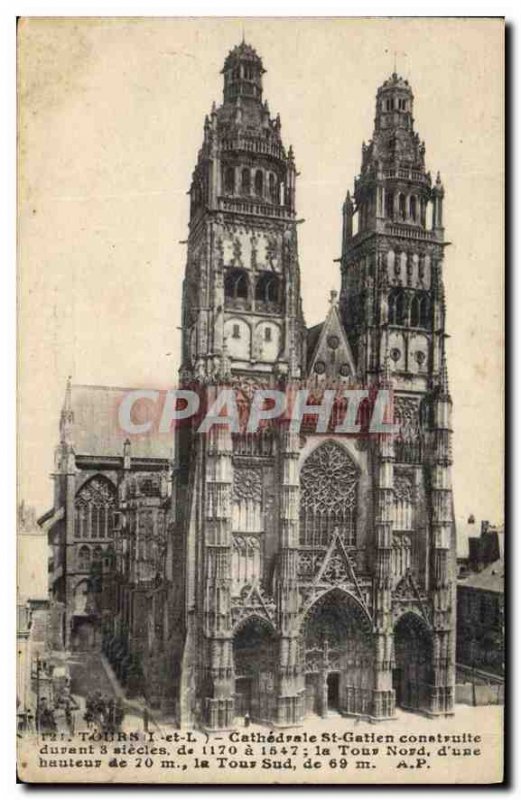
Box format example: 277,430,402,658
175,43,305,730
340,73,455,716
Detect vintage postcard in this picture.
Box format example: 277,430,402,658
17,17,504,784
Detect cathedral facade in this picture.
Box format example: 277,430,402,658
169,43,455,729
44,42,456,730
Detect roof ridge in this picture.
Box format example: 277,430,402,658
71,383,166,393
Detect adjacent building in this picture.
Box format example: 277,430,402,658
17,503,50,719
457,520,504,678
457,561,504,677
41,383,173,702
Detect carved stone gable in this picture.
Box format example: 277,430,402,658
307,301,357,382
231,582,276,625
393,569,431,626
308,529,370,616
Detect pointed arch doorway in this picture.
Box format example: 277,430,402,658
233,616,277,721
301,589,373,718
393,613,433,712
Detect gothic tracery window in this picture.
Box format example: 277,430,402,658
74,476,117,540
224,166,235,194
241,167,251,195
299,441,358,548
394,473,415,530
392,535,412,581
385,191,394,219
232,467,263,532
232,535,261,595
410,195,418,222
409,292,430,329
255,272,281,310
419,294,430,328
231,467,264,594
254,169,263,197
268,172,278,203
388,288,406,326
410,293,421,327
224,269,249,303
399,193,407,220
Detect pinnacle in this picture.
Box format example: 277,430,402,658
64,375,72,411
440,350,450,394
343,189,353,208
222,40,264,71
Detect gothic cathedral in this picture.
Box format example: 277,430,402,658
170,43,456,729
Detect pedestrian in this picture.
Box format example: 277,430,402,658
65,703,74,736
105,698,116,734
114,698,124,730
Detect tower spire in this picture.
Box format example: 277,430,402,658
221,41,265,105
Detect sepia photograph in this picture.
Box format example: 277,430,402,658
16,16,504,784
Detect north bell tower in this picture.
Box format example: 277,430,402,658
181,42,305,385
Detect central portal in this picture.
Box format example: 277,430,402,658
302,589,373,717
